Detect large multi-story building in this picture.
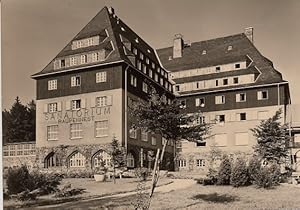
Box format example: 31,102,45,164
31,7,175,172
157,29,291,173
29,6,291,174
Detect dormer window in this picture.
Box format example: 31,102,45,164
223,79,228,85
233,77,239,84
133,48,138,55
235,63,241,69
61,59,65,68
135,38,139,43
175,85,180,92
121,27,125,31
71,76,81,87
81,55,87,64
146,58,150,64
202,50,207,55
216,66,221,72
228,45,233,51
140,53,144,60
147,49,151,53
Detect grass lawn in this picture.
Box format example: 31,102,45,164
75,183,300,210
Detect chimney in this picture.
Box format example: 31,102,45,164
108,7,115,15
244,27,254,43
173,34,184,58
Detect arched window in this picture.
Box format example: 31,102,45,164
127,153,135,168
68,151,85,168
45,152,60,168
92,151,111,168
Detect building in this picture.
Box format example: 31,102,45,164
157,29,291,173
2,142,36,169
31,7,175,173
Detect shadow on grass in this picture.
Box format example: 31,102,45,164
191,193,238,203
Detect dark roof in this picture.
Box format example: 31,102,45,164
32,7,163,78
157,33,284,85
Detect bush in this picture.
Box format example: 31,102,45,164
230,158,249,187
207,168,218,184
6,165,62,196
248,157,281,188
55,184,85,198
134,167,149,181
217,155,232,185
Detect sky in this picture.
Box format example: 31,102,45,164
2,0,300,110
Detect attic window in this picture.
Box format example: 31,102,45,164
147,49,151,53
228,46,233,51
216,66,221,72
135,38,139,43
235,63,241,69
121,27,125,31
202,50,207,55
168,56,172,60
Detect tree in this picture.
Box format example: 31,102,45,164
217,155,232,185
3,97,36,143
251,109,290,164
130,90,211,208
230,158,249,187
108,136,126,184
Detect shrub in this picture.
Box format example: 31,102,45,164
6,165,62,196
230,158,249,187
248,156,262,184
202,178,214,186
134,167,149,181
217,155,232,185
55,184,85,198
207,168,218,184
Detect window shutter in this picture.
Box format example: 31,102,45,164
257,91,261,100
66,101,71,110
236,94,239,102
195,98,200,107
44,104,48,113
71,77,75,87
91,98,96,107
107,96,112,106
57,102,62,111
81,99,86,108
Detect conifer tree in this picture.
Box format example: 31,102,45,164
109,136,126,184
251,109,290,164
230,158,249,187
217,155,232,185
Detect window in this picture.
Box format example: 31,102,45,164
215,134,227,146
127,153,135,168
160,78,164,86
141,129,148,141
235,132,249,146
48,80,57,90
151,136,157,145
93,151,111,167
142,82,148,93
175,85,180,92
149,69,153,78
48,103,58,113
236,93,246,102
179,99,186,108
140,52,144,60
95,120,109,137
47,125,58,141
133,48,138,55
92,52,99,62
142,64,147,74
178,159,186,168
257,90,268,100
96,72,107,83
196,116,205,124
239,113,247,121
228,45,233,51
71,99,81,110
233,77,239,84
152,62,155,69
45,152,60,168
154,73,159,82
146,58,150,64
235,63,240,69
71,76,81,87
70,57,77,66
215,80,219,87
216,66,221,72
215,95,225,104
129,128,137,139
258,111,269,120
223,79,228,85
81,54,87,64
196,141,206,147
70,123,82,139
130,75,137,87
137,60,142,70
96,96,112,107
202,50,207,55
195,98,205,107
69,151,85,168
196,159,205,167
60,59,65,68
216,115,225,123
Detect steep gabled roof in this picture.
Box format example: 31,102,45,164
157,33,283,85
32,7,163,78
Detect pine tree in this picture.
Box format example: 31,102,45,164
109,136,126,184
217,155,232,185
26,100,36,142
2,109,11,144
251,109,290,164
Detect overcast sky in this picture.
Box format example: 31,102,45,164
2,0,300,109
